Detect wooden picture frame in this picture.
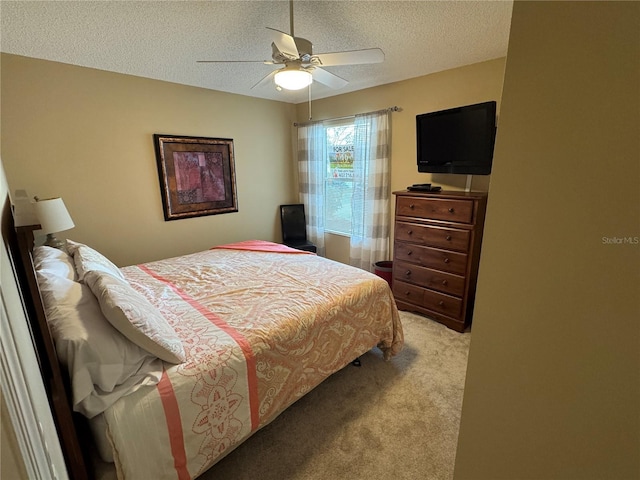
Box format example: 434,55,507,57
153,134,238,221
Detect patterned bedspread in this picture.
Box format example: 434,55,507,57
103,246,403,479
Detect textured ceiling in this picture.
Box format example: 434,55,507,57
1,0,513,104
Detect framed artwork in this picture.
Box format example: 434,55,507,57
153,134,238,221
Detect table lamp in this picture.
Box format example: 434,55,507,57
33,197,75,249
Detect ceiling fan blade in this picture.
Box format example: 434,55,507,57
266,27,299,60
310,67,348,89
312,48,385,67
251,69,278,90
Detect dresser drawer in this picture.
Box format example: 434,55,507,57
396,197,474,224
395,221,470,252
395,242,468,276
423,289,463,318
392,280,425,305
393,260,465,297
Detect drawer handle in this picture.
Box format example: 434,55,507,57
409,204,415,209
444,258,450,264
442,280,448,286
448,208,455,213
445,235,452,241
404,291,411,296
407,250,413,256
405,270,412,276
438,300,445,306
407,230,413,235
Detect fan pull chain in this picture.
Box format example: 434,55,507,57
308,82,312,120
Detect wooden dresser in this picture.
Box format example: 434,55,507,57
392,190,488,332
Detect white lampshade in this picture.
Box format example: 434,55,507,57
34,197,75,234
274,69,312,90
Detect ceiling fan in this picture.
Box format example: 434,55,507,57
197,0,384,91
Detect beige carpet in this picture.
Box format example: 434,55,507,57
94,312,471,480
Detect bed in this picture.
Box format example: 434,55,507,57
10,224,403,480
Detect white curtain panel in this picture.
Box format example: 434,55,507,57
297,122,326,256
350,111,391,271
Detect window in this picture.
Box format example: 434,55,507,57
325,120,354,235
297,109,390,267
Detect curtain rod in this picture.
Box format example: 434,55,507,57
293,106,401,127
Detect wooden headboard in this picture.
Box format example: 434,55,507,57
3,209,90,479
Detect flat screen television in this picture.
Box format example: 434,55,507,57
417,101,497,175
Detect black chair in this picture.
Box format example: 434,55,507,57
279,204,317,253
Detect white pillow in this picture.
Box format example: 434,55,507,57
66,239,125,282
33,246,77,281
35,271,164,418
84,270,186,364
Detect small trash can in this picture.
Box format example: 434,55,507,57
373,260,393,288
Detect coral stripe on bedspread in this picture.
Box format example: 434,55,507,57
103,248,403,479
211,239,314,254
157,369,190,480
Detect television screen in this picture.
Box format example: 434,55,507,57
417,101,497,175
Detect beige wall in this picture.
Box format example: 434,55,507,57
1,54,297,266
455,1,639,479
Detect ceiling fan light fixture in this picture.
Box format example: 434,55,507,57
274,69,312,90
